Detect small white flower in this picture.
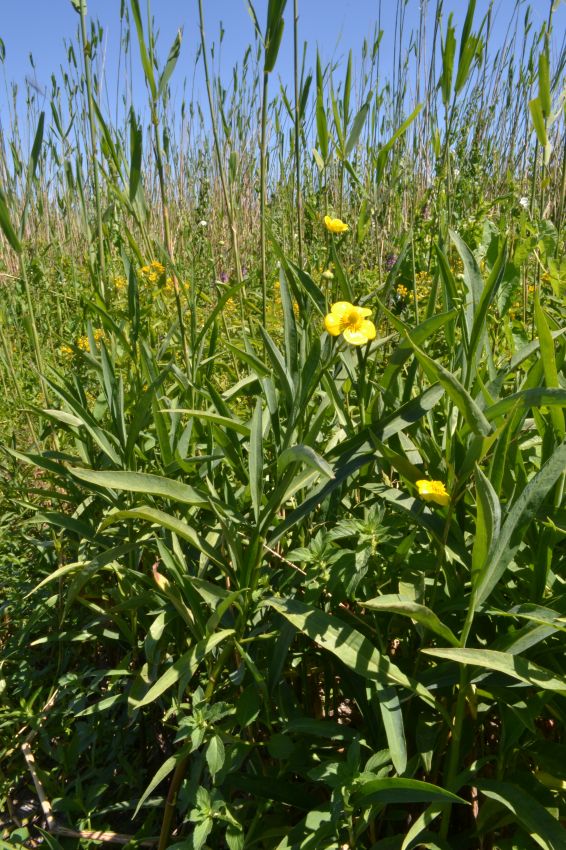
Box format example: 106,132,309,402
198,219,208,227
519,197,529,209
453,168,460,178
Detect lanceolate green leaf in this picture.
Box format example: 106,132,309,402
363,595,460,647
422,647,566,692
482,387,566,425
477,780,566,850
0,190,22,254
132,629,234,709
471,466,501,581
374,681,407,774
474,441,566,606
351,777,466,807
268,597,444,714
277,445,334,479
100,506,221,565
534,295,565,439
158,28,182,98
249,399,263,522
70,467,208,506
345,101,370,158
401,332,493,436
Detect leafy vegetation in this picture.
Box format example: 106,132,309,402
1,0,565,848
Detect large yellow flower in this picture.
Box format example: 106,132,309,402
324,301,376,345
324,215,349,234
415,479,450,507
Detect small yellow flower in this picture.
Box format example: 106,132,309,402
416,479,450,507
59,344,73,357
77,335,90,351
396,284,409,298
324,215,349,234
324,301,376,346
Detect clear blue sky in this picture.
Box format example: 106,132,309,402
0,1,563,125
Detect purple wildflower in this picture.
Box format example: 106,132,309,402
384,253,398,271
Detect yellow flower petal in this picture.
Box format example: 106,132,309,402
360,320,376,340
416,479,450,507
324,312,344,336
342,327,370,345
324,215,349,234
330,301,355,318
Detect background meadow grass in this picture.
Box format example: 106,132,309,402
0,0,565,848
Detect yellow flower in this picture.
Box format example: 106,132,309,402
324,301,376,346
77,335,90,351
59,344,73,357
324,215,349,234
396,284,409,298
415,479,450,507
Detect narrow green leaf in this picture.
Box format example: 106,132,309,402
268,597,443,713
477,780,566,850
374,682,407,774
249,399,263,522
100,506,221,565
277,445,334,479
351,777,466,807
132,630,234,710
471,466,501,581
158,28,182,98
363,595,460,647
0,190,21,254
345,101,369,158
535,295,565,439
423,647,566,692
475,441,566,605
165,409,250,437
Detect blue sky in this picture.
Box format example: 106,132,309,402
1,1,563,125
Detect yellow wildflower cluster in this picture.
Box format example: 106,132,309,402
77,328,105,352
139,260,165,283
452,256,464,275
224,297,238,316
396,284,409,299
112,275,127,290
59,344,73,357
415,271,432,299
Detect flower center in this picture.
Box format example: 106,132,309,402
346,309,363,330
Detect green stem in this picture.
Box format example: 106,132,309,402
260,70,269,328
440,667,469,840
78,3,105,297
197,0,243,288
293,0,304,268
157,640,234,850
